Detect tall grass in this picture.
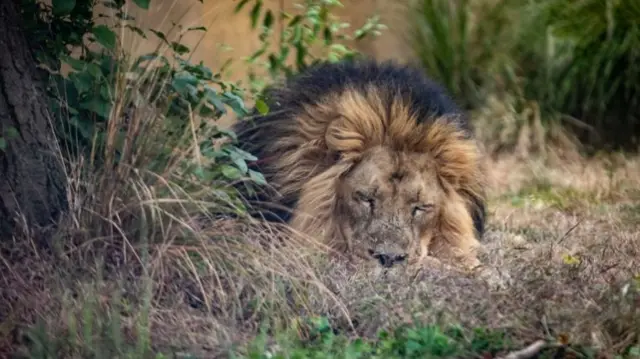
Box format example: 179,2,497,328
411,0,640,153
14,39,342,358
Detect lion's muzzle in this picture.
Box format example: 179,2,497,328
367,248,408,268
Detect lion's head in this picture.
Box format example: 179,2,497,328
233,60,487,271
335,145,443,267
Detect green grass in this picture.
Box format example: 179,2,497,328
498,180,602,212
241,318,516,359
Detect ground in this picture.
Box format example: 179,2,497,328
1,148,638,358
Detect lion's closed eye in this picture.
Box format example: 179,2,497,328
354,190,375,208
412,204,434,217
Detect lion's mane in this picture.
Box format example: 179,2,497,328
232,59,487,254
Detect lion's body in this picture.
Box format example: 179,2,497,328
233,59,488,272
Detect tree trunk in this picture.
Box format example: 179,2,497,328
0,0,68,237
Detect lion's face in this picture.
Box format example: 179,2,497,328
336,146,443,268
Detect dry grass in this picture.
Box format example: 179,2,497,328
1,147,639,358
0,176,345,357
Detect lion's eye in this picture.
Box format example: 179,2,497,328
412,204,434,217
355,190,375,207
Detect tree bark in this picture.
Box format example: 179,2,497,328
0,0,68,237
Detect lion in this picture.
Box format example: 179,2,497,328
231,58,491,278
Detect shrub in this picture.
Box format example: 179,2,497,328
236,0,386,96
410,0,640,153
242,318,514,359
526,0,640,150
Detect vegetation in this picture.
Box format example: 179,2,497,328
411,0,640,154
0,0,639,358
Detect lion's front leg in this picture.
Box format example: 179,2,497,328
427,237,509,289
427,233,482,272
430,194,510,289
407,231,463,276
432,190,484,270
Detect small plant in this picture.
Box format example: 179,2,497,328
234,0,386,95
240,317,514,358
45,4,258,182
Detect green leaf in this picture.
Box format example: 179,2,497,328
170,42,190,55
231,156,249,174
234,0,251,13
187,26,207,32
68,115,96,141
126,25,147,39
80,97,112,120
330,44,349,54
115,11,136,20
134,53,169,68
69,72,93,94
323,26,333,45
67,106,79,116
86,63,103,79
250,0,263,29
99,82,111,101
295,42,308,70
292,24,303,44
216,128,238,141
60,55,88,71
204,87,227,114
171,72,199,94
0,138,6,151
248,169,266,185
288,15,302,27
52,0,76,15
247,47,267,63
149,29,169,45
222,92,249,116
227,146,257,161
92,25,117,50
194,167,215,181
263,10,274,30
220,164,243,180
5,127,19,139
255,98,270,115
189,63,213,80
132,0,150,10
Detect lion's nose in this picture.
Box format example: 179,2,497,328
370,251,407,268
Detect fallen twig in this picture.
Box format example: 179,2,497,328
496,340,548,359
